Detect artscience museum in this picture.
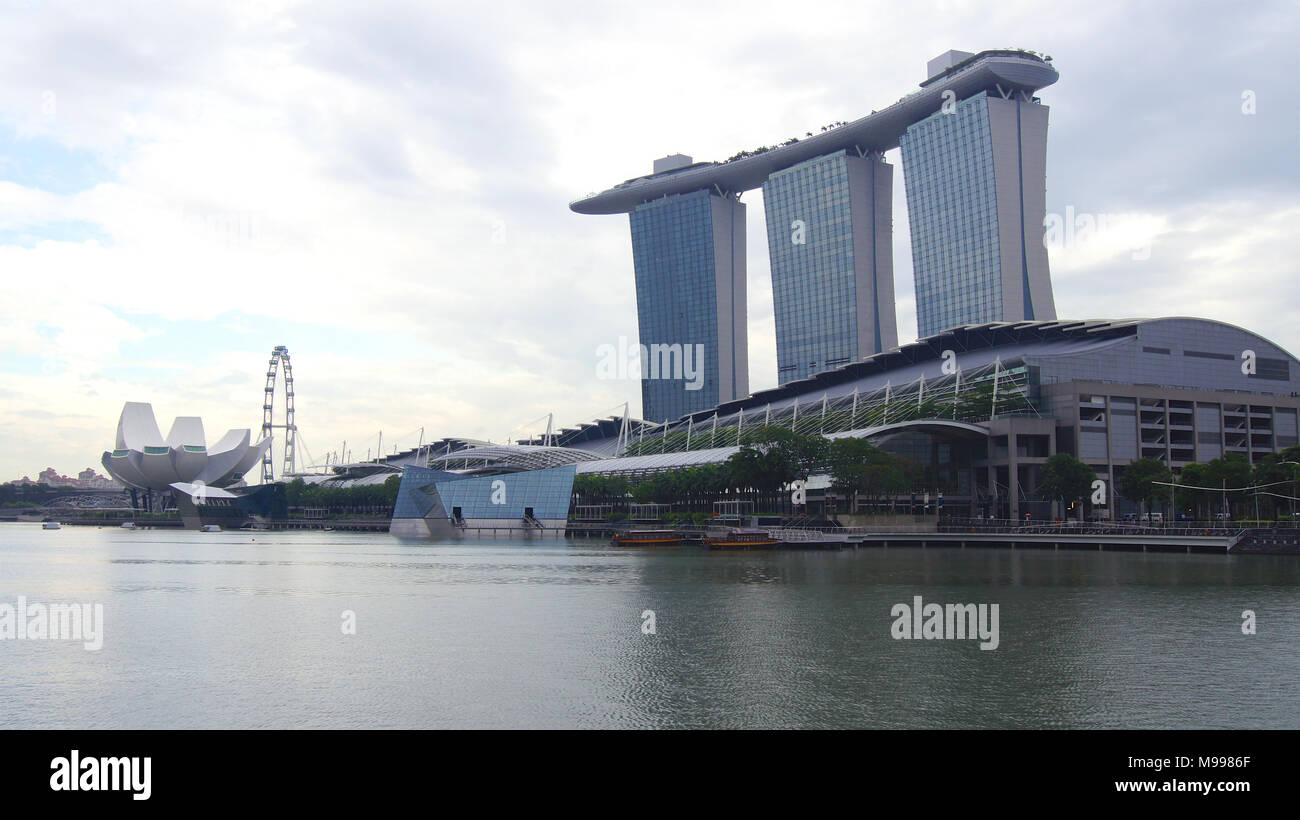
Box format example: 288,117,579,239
101,402,271,500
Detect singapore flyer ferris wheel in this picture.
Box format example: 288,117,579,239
261,345,297,483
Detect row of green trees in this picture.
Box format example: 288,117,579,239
1038,446,1300,521
0,483,68,509
574,427,824,513
827,437,922,513
585,432,1300,523
574,426,922,516
5,476,400,518
1128,447,1300,520
281,476,402,517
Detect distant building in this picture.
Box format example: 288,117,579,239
38,467,66,486
83,472,123,490
22,468,121,489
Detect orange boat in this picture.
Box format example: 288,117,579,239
703,528,781,549
611,529,680,547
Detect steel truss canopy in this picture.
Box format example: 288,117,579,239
574,420,993,478
516,414,659,456
426,444,606,475
570,50,1058,215
681,319,1136,425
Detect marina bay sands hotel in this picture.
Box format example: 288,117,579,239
572,49,1060,422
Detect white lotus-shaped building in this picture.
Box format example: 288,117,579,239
101,402,271,493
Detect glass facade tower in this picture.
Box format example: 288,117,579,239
763,151,898,384
577,51,1062,404
900,91,1056,338
629,189,748,422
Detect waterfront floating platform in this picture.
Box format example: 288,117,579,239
567,522,1299,554
853,531,1237,553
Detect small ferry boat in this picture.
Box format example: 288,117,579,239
703,528,781,549
611,529,680,547
42,522,61,530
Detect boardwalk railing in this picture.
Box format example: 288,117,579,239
938,517,1254,539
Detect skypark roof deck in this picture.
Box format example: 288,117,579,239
570,50,1057,215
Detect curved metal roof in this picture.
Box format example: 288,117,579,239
299,470,400,488
571,50,1058,214
596,317,1298,428
824,419,991,441
685,319,1143,423
429,444,606,474
574,446,741,475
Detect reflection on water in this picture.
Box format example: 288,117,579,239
1,524,1297,729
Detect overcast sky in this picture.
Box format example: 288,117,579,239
0,0,1296,479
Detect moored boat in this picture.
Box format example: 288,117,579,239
611,529,680,547
42,521,61,530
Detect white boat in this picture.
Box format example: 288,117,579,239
200,524,222,533
120,522,137,529
42,522,61,530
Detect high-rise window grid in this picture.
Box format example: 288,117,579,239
630,190,722,421
763,151,860,383
901,92,1003,338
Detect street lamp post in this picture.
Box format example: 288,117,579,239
1281,461,1300,528
1247,461,1300,528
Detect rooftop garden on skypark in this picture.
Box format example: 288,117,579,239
920,47,1055,85
601,48,1059,194
724,121,849,163
712,49,1056,167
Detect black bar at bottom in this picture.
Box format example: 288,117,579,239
2,729,1289,807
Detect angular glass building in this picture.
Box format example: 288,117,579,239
390,464,577,538
763,150,897,384
900,90,1056,338
629,189,748,422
